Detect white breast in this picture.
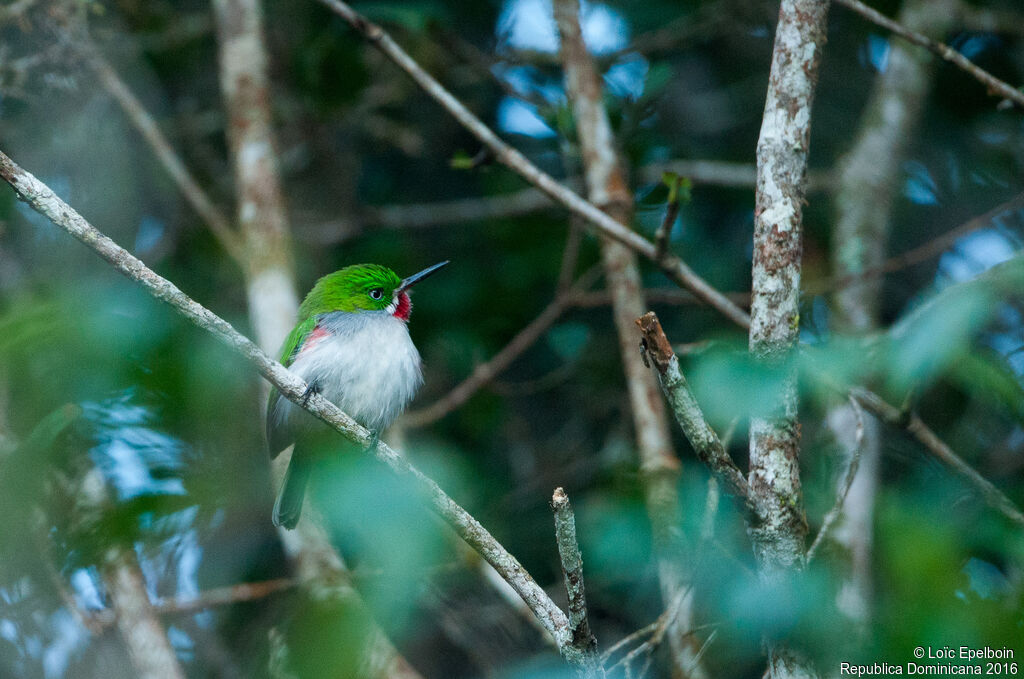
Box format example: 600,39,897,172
280,311,423,434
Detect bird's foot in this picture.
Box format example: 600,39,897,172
368,431,381,452
301,379,321,406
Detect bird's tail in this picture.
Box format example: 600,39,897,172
273,450,312,530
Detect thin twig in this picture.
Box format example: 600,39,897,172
835,0,1024,109
654,175,684,260
606,595,695,677
0,150,589,662
318,0,751,329
602,620,661,663
558,220,584,295
79,43,244,261
153,578,296,616
635,312,750,501
404,266,601,427
806,395,865,563
807,191,1024,296
551,487,600,676
850,386,1024,527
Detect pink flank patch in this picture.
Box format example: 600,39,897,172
393,292,412,321
299,326,330,356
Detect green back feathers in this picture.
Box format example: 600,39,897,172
299,264,402,318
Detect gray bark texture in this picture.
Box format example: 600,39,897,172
828,0,956,625
751,0,830,675
552,2,705,676
749,0,829,575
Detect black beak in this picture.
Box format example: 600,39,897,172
398,260,449,292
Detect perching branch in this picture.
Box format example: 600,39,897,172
317,0,751,329
550,487,601,677
636,312,750,501
0,150,589,665
835,0,1024,110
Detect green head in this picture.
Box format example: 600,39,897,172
300,261,448,320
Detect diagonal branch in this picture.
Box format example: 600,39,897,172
317,0,1024,541
636,312,750,501
0,149,592,666
850,386,1024,527
79,43,244,261
835,0,1024,110
807,395,865,563
317,0,751,329
318,0,1024,540
403,269,598,427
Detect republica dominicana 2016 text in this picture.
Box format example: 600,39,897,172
840,646,1017,676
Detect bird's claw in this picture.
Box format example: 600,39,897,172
301,379,321,406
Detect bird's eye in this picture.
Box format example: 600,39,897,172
369,288,384,300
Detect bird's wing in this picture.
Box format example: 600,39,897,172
266,315,318,458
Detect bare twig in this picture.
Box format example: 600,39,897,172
654,174,684,260
636,312,750,501
810,191,1024,297
572,287,750,309
835,0,1024,109
0,149,590,664
551,487,601,677
558,220,584,295
154,578,296,616
105,549,188,679
318,0,750,328
850,386,1024,527
824,0,951,623
605,591,696,678
80,44,244,261
807,395,865,563
73,465,187,679
298,162,832,246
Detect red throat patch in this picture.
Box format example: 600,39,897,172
393,292,412,321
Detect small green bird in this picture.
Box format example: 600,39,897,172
266,261,449,529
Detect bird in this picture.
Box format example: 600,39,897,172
266,261,448,529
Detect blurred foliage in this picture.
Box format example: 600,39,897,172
0,0,1022,677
